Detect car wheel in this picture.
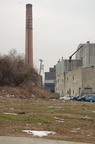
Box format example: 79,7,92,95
90,99,93,102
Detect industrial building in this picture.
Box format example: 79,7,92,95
55,42,95,96
44,66,56,93
76,41,95,68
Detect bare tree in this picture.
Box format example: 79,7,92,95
0,49,39,86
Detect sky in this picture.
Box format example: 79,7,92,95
0,0,95,73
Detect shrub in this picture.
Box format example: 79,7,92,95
0,49,39,86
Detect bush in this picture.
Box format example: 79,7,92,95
0,49,39,86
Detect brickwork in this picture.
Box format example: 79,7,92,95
25,4,33,67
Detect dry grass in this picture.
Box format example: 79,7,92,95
0,86,95,143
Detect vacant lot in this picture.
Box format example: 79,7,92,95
0,96,95,143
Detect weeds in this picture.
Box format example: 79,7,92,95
0,97,95,143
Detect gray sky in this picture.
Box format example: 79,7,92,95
0,0,95,72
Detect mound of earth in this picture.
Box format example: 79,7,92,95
0,86,56,99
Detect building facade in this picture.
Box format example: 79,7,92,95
44,66,56,93
55,59,82,96
76,41,95,68
55,42,95,96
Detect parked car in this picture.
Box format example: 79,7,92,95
77,94,95,101
73,94,83,101
59,95,73,100
85,95,95,102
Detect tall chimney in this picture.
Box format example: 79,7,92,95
25,4,33,67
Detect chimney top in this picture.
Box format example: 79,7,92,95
87,41,90,43
26,4,32,7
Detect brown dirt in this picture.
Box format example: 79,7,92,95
0,86,95,143
0,86,55,99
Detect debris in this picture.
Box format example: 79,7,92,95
71,128,81,133
48,106,55,109
74,128,81,130
18,112,25,115
48,106,62,109
54,117,59,120
54,117,64,123
6,94,10,97
5,94,14,98
82,116,92,120
87,134,90,137
62,100,65,102
10,108,14,110
0,96,3,98
37,123,41,126
56,120,64,123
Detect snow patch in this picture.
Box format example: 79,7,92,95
3,112,18,115
22,130,56,137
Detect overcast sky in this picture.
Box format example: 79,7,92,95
0,0,95,72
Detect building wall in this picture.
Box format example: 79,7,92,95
64,68,82,96
55,74,65,96
55,59,82,96
56,59,82,77
82,67,95,93
55,42,95,96
76,42,95,68
55,67,95,96
55,68,82,96
44,66,56,93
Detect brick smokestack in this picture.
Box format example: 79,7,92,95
25,4,33,67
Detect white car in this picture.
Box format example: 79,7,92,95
60,95,73,100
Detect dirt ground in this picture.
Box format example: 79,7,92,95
0,86,95,143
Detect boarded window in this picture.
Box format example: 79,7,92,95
84,88,92,93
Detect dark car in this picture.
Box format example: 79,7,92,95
73,94,83,101
77,94,95,101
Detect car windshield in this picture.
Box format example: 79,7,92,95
83,95,90,97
